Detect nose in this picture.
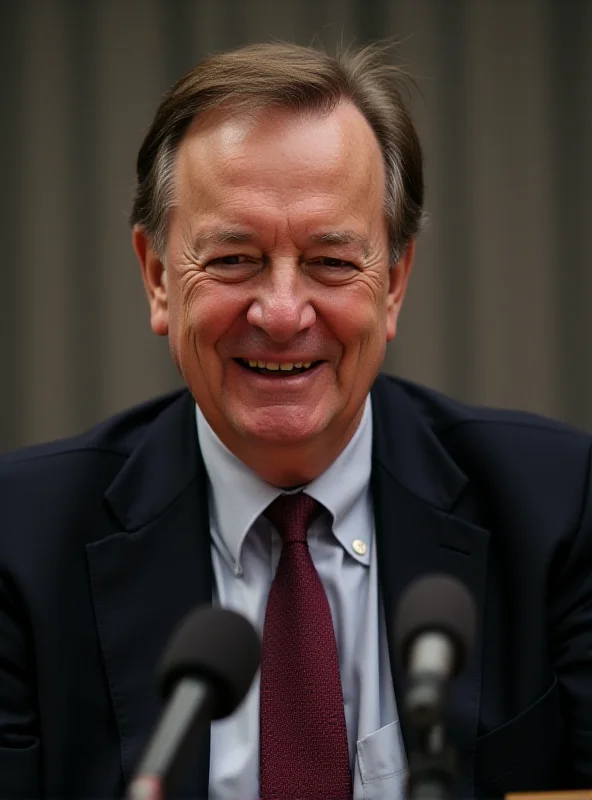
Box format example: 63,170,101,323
246,262,316,341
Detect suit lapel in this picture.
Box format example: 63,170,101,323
371,377,490,798
86,392,212,798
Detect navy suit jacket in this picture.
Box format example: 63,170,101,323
1,374,591,798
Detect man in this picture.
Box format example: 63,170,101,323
0,41,591,799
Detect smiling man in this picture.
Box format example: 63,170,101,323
134,96,413,487
0,42,592,800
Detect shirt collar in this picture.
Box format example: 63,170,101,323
196,396,373,573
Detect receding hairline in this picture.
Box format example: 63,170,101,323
170,98,388,218
179,95,370,152
130,41,425,264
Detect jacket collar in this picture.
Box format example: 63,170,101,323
370,375,489,798
371,374,467,511
88,391,212,798
105,391,200,531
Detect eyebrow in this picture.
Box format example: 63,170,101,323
193,228,371,257
193,229,255,253
307,230,371,258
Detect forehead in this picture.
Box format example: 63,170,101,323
173,101,386,225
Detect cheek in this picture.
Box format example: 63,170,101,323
321,286,388,355
170,281,245,366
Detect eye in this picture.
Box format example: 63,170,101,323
208,255,253,265
305,257,359,283
310,257,356,268
205,254,262,281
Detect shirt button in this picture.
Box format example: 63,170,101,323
352,539,367,556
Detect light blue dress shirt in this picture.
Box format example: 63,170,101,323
196,397,407,799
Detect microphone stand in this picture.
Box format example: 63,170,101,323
406,722,458,800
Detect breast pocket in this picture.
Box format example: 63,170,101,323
355,720,407,800
475,677,563,795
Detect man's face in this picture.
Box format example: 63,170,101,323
135,102,413,475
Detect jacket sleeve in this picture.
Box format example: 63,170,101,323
0,573,41,798
549,440,592,785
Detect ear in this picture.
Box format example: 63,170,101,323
386,238,415,342
132,226,169,337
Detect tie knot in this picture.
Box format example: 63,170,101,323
265,493,323,543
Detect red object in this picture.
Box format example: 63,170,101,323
260,493,352,799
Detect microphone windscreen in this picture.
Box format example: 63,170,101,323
158,606,260,719
394,574,476,675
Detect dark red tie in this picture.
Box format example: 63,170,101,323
259,493,352,799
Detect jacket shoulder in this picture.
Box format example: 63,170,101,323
0,390,191,562
375,373,592,444
373,374,592,517
373,374,592,551
0,389,188,474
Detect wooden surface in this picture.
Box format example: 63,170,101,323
507,792,592,799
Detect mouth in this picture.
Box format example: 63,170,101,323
234,358,324,376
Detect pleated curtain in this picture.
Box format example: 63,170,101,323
1,0,591,450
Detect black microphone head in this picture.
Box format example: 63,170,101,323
394,574,476,675
158,606,260,720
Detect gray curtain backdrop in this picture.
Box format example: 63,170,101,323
2,0,591,451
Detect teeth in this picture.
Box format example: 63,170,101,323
243,359,315,371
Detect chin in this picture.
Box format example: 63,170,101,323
232,406,331,447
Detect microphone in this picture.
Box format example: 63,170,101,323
127,606,260,800
395,573,476,729
394,574,477,800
